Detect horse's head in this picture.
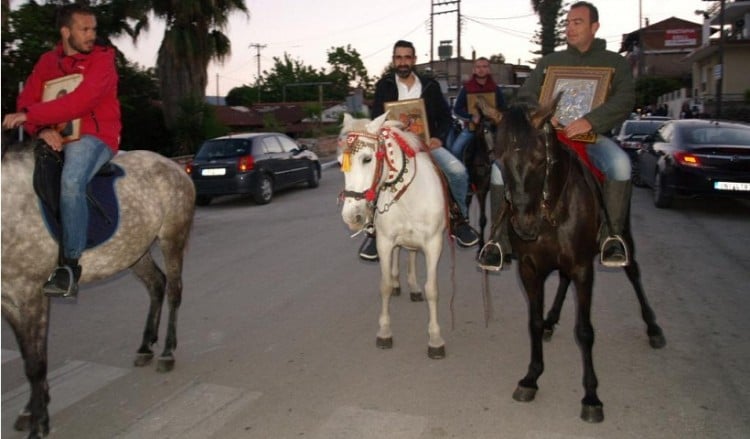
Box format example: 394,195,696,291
493,95,561,240
337,112,389,231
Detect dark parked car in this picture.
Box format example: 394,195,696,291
636,119,750,208
186,132,321,205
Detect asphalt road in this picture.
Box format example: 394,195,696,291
3,164,750,439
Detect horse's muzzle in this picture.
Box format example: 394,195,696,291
340,199,369,232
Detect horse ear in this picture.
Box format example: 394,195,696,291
342,113,354,129
530,91,563,129
367,111,389,134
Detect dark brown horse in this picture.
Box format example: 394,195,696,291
485,98,665,422
463,116,494,252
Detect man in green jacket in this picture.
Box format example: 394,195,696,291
478,0,635,270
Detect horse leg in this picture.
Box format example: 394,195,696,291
130,251,166,368
423,237,445,359
543,273,571,340
5,299,52,437
513,267,545,402
623,258,666,348
376,245,395,349
406,250,423,302
156,235,189,372
389,247,401,297
476,189,489,253
571,268,604,423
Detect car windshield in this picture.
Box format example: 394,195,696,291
683,126,750,146
195,139,251,160
623,121,663,137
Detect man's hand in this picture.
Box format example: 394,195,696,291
427,137,443,150
38,129,64,151
563,117,593,139
2,112,27,130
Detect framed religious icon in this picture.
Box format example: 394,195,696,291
539,66,614,142
384,98,430,144
467,92,496,118
42,73,83,143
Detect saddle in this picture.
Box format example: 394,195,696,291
33,141,124,252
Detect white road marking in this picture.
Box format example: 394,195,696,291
314,406,428,439
116,381,261,438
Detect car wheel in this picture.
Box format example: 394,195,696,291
653,170,673,208
253,174,273,204
307,163,320,188
196,195,212,206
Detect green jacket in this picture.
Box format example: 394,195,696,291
518,38,635,134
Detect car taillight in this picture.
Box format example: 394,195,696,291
185,161,193,174
238,155,255,172
674,151,701,167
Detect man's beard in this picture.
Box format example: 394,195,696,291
69,36,93,54
395,65,413,78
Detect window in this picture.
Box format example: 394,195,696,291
261,136,282,154
277,135,300,153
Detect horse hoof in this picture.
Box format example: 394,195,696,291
512,385,537,402
392,287,401,296
543,328,554,341
376,337,393,349
156,356,175,373
649,334,666,349
13,411,30,431
581,404,604,423
427,345,445,359
410,292,424,302
133,352,154,367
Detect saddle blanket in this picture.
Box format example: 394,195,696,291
39,164,125,250
556,131,605,182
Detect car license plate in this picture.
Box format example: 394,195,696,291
201,168,226,176
714,181,750,191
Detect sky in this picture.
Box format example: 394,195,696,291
9,0,718,96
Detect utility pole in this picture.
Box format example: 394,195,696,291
430,0,461,88
249,43,267,103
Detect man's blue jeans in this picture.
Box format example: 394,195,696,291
448,128,474,159
585,135,631,181
60,135,114,260
431,146,469,218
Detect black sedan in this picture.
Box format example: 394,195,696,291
636,119,750,208
186,132,321,205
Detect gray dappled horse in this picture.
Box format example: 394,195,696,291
1,144,195,438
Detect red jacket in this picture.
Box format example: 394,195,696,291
17,42,121,152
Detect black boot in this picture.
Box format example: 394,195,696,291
477,183,513,271
358,233,378,261
43,258,81,298
600,180,632,267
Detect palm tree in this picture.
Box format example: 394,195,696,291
150,0,248,135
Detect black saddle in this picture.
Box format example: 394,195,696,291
33,141,125,251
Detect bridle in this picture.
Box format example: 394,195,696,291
506,121,572,229
339,126,418,214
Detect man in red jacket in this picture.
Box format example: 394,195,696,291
2,4,121,299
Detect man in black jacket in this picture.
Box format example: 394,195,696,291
358,40,478,261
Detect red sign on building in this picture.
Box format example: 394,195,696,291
664,29,698,47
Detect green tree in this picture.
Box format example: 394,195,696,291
261,53,323,102
326,44,371,95
529,0,566,62
635,76,683,110
149,0,248,133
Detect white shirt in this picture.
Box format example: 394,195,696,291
396,74,422,100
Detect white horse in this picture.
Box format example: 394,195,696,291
339,113,448,359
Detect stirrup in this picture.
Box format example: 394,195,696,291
42,265,79,298
477,241,504,272
600,235,629,268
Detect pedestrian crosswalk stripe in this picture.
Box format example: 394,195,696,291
115,382,261,438
2,360,129,436
2,349,21,364
314,406,428,439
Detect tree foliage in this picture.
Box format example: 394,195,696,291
635,76,683,109
529,0,566,63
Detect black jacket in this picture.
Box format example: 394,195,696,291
371,71,452,144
